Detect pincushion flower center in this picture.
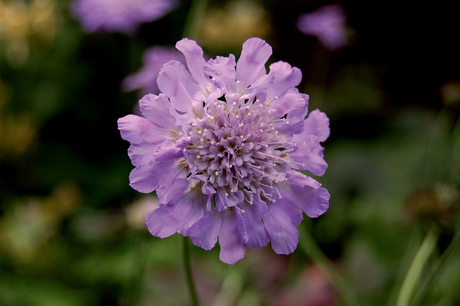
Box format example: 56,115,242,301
182,97,291,201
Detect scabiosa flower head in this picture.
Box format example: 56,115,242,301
118,37,330,264
296,4,347,51
70,0,178,34
122,47,185,96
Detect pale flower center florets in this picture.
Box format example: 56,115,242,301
180,95,294,203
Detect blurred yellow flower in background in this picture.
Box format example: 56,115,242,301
198,0,270,51
0,184,81,263
440,80,460,106
0,0,57,68
0,78,36,158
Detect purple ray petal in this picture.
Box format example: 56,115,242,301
190,209,222,250
176,38,209,88
157,62,194,113
279,170,330,218
236,38,272,89
263,201,302,255
218,209,246,264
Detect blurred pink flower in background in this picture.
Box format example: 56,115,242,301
122,47,185,96
277,263,339,306
296,4,347,51
70,0,178,34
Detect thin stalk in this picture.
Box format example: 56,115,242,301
182,236,199,306
182,0,209,40
121,235,151,306
396,226,439,306
298,223,360,306
410,227,460,306
386,228,422,306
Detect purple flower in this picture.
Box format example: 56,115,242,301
118,37,330,264
70,0,178,34
122,47,185,96
296,4,347,51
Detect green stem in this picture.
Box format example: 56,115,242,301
386,228,422,306
396,226,439,306
410,227,460,306
182,0,209,40
298,223,360,306
182,236,199,306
